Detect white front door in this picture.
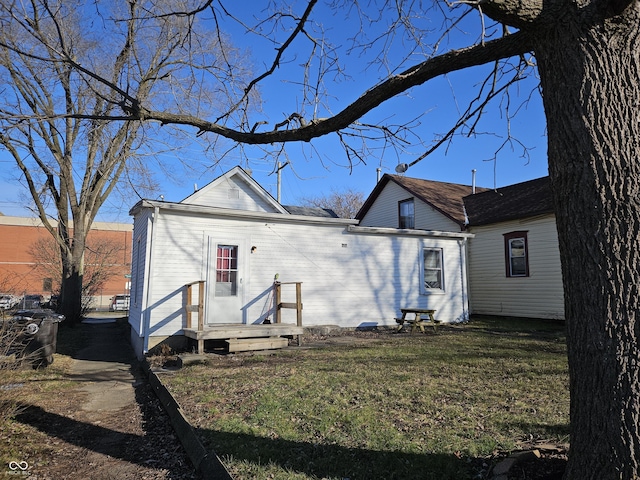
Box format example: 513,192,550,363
207,239,245,324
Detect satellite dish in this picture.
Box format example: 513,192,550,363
395,163,409,173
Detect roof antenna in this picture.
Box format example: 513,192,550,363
395,163,408,174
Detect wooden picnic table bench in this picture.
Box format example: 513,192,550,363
395,308,439,334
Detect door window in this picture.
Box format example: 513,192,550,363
215,245,238,296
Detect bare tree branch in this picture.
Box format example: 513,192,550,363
64,30,532,146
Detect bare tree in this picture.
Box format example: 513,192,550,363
300,188,365,219
2,0,640,477
29,235,128,305
0,0,248,323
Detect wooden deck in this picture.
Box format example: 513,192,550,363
183,324,304,353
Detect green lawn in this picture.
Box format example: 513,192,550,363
162,317,569,480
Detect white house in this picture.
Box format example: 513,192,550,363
357,174,565,320
128,166,473,358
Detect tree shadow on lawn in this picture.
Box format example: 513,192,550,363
14,374,198,480
13,404,568,480
197,428,487,480
15,405,148,463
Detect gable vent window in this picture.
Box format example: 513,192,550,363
399,198,415,229
504,231,529,277
228,188,240,199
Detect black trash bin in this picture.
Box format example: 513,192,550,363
11,309,65,368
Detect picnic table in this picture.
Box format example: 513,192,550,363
395,308,439,334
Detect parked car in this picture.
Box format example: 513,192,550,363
109,294,130,312
44,295,59,309
0,294,18,310
21,294,44,309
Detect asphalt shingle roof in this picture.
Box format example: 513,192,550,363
357,174,488,228
357,174,554,229
283,205,339,218
463,176,553,226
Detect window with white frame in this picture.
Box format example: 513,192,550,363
504,231,529,277
399,198,415,229
215,244,238,296
423,248,444,291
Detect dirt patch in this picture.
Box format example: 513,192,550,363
2,320,200,480
4,369,200,480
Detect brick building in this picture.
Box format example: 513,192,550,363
0,215,132,309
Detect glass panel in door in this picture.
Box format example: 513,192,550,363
215,245,238,296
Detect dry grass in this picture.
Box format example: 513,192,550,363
162,317,569,480
0,322,83,472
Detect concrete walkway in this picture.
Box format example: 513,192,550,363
67,315,231,479
69,316,142,412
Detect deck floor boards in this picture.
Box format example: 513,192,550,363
183,324,303,340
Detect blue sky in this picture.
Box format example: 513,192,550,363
0,2,549,222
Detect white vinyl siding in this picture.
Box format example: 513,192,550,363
182,172,281,213
130,211,471,353
360,182,461,232
129,169,474,357
128,208,152,346
467,215,565,319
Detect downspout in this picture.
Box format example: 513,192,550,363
458,238,470,322
142,206,159,355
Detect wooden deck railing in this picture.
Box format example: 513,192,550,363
274,281,302,346
185,280,205,332
274,281,302,326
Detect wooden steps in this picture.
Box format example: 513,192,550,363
226,337,289,353
183,323,303,353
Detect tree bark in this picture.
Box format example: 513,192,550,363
533,3,640,478
58,223,85,325
60,255,83,324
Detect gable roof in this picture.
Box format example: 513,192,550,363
463,176,553,226
356,173,488,228
181,165,289,214
129,165,344,220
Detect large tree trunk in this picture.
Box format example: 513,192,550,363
534,4,640,479
58,225,85,325
60,259,83,325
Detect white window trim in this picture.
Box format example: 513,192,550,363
421,246,446,295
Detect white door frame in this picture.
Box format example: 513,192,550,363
205,237,248,324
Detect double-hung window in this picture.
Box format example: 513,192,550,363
399,198,415,229
504,231,529,277
423,248,444,291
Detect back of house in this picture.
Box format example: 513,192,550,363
127,166,473,358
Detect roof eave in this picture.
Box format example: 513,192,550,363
131,200,359,226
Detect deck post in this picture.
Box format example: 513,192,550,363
274,281,303,346
295,282,302,327
295,282,302,346
184,280,206,354
198,280,205,332
186,284,193,329
274,282,282,324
